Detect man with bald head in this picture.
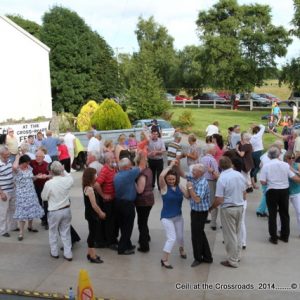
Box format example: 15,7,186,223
31,150,50,229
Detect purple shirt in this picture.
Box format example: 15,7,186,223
200,154,219,181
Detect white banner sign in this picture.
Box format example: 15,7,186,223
0,121,50,144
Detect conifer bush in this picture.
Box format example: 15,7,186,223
77,100,99,131
90,99,131,130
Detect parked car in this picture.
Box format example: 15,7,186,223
165,93,176,102
240,93,271,107
132,119,175,146
258,93,281,103
217,91,231,100
175,94,192,101
193,92,228,104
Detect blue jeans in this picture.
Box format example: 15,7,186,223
256,185,268,214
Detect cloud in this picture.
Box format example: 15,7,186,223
0,0,298,61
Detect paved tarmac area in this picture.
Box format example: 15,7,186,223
0,170,300,300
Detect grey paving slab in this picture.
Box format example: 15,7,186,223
0,170,299,300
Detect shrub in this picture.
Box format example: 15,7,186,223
77,100,99,132
171,111,194,131
90,99,131,130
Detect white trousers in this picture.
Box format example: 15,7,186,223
0,192,18,235
241,171,251,188
67,147,75,165
239,200,247,247
161,215,184,253
290,193,300,235
48,208,72,259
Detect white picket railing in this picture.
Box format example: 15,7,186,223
170,99,298,111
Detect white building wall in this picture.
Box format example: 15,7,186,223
0,16,52,123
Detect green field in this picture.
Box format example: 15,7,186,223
170,107,287,149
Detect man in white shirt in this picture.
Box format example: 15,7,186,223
64,129,76,166
205,121,219,137
260,146,300,244
87,131,100,154
41,161,74,261
210,156,246,268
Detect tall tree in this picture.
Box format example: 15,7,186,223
126,54,169,119
40,6,118,114
135,16,177,89
173,46,206,95
280,58,300,91
292,0,300,37
6,14,41,39
196,0,291,92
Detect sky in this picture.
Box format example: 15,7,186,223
0,0,299,64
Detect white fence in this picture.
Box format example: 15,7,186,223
170,99,298,111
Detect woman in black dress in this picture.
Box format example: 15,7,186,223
82,168,106,263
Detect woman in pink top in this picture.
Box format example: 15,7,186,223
212,134,225,163
58,138,71,172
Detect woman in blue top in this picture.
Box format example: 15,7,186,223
159,160,189,269
285,151,300,237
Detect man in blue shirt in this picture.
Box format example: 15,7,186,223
114,158,141,255
42,131,59,161
186,163,213,267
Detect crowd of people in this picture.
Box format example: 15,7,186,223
1,116,300,270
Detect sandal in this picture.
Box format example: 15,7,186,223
28,227,38,233
179,247,187,259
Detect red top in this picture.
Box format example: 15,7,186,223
58,144,70,160
96,164,116,200
137,139,148,156
30,160,49,189
214,145,224,163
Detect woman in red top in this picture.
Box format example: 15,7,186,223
58,138,71,172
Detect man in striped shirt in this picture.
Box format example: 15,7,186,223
0,146,17,237
186,164,213,267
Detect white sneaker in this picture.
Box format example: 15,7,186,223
71,168,77,173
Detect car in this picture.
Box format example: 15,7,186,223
175,94,192,101
132,119,175,146
193,92,228,104
240,93,271,107
217,91,231,100
258,93,281,103
165,93,176,102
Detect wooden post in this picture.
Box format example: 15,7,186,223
250,98,253,111
213,99,216,109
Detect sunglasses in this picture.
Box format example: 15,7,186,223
287,157,295,159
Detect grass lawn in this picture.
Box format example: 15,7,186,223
170,107,287,149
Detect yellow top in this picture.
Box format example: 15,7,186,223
6,135,18,155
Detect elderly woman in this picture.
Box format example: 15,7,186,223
20,143,36,160
284,151,300,237
82,167,106,263
58,138,71,173
135,152,154,252
13,154,44,241
41,161,74,261
159,160,189,269
235,132,254,250
185,134,201,169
